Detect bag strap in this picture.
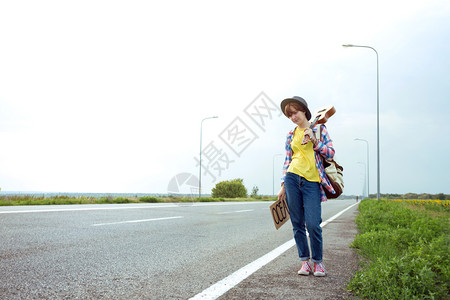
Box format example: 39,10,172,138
315,124,321,141
315,124,332,168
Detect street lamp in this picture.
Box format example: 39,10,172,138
272,154,283,196
357,162,367,198
343,44,380,200
354,138,369,198
199,116,218,198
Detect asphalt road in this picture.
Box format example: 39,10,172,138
0,200,358,299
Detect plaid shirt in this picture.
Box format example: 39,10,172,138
281,124,336,202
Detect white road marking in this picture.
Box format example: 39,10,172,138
189,202,359,300
320,202,359,227
217,209,254,215
92,216,183,226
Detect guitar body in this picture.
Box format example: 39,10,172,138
310,105,336,126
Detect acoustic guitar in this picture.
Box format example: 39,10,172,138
302,105,336,144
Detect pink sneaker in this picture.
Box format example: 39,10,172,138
297,261,313,275
313,262,327,277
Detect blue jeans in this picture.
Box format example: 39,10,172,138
284,172,323,263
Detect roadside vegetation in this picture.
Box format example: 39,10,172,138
0,179,270,206
348,199,449,299
373,193,450,200
0,194,275,206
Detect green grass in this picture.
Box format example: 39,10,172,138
348,199,449,299
0,195,96,206
0,195,275,206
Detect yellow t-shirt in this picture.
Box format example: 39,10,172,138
287,128,320,182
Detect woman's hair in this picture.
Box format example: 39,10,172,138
285,102,305,117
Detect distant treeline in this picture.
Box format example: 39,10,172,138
340,193,449,200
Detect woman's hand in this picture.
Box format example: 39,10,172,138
277,185,286,201
304,128,314,139
302,128,317,145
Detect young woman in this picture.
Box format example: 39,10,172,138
278,96,336,277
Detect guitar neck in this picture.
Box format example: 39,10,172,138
309,116,320,129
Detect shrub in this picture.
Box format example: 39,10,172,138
211,178,247,198
199,197,224,202
97,196,114,204
139,196,160,203
113,197,130,203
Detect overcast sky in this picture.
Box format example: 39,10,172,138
1,0,449,196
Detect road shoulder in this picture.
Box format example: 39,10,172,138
220,203,360,299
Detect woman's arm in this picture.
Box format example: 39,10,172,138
280,131,294,184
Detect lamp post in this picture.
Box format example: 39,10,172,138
343,44,380,200
354,138,369,198
199,116,218,198
357,161,367,198
272,154,283,196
